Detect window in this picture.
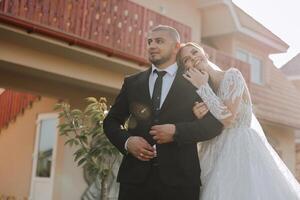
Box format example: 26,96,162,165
36,117,58,177
250,56,263,84
235,50,248,63
235,49,263,84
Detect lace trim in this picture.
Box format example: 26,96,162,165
196,83,232,120
196,68,245,121
219,68,245,102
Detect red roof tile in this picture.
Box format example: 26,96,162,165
0,90,38,130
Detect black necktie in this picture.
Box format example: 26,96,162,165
150,70,167,161
152,70,167,123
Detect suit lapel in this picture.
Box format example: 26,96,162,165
137,66,190,115
138,67,152,105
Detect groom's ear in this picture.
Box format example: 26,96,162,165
174,42,181,53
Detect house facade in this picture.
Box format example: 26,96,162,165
198,1,300,173
281,53,300,181
1,0,300,199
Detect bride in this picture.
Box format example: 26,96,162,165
177,42,300,199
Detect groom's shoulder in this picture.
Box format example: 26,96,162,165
124,67,150,82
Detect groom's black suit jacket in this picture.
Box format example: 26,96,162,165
103,66,223,187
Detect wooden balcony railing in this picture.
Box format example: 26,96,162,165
0,0,191,65
0,90,38,130
0,0,250,85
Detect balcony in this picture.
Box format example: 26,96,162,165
0,0,191,65
0,0,250,85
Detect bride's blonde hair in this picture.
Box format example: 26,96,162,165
176,42,221,72
176,42,206,68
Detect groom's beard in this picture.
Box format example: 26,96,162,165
151,58,168,66
148,51,173,66
149,56,171,66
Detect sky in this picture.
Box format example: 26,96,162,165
232,0,300,68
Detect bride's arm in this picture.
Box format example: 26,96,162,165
185,68,245,127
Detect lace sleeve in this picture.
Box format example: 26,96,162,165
196,68,245,125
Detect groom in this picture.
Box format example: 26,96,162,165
103,25,223,200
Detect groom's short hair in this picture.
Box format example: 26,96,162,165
149,25,180,43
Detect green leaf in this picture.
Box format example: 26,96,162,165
71,109,82,116
74,150,85,162
58,123,70,130
58,112,65,118
79,135,88,145
64,139,72,145
86,97,98,103
77,157,86,166
65,139,74,147
53,103,63,111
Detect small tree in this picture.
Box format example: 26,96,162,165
55,97,120,200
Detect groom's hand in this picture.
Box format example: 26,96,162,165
193,101,209,119
150,124,176,144
127,136,155,161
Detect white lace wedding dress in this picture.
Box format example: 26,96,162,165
196,68,300,200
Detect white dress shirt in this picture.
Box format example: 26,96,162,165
125,63,178,151
149,63,178,108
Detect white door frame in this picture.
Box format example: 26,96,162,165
29,113,59,200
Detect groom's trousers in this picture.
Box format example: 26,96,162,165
118,163,200,200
